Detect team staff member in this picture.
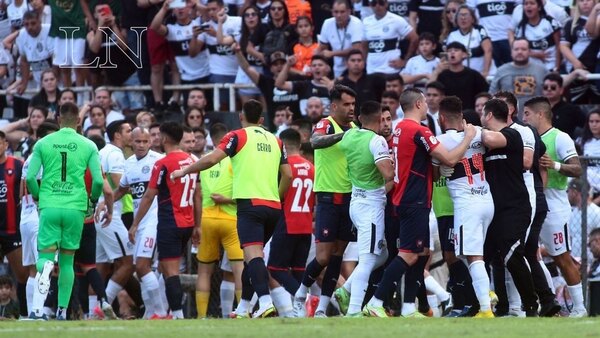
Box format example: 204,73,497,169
131,122,202,320
172,100,292,319
293,85,357,318
26,102,104,320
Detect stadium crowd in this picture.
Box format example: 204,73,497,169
0,0,599,321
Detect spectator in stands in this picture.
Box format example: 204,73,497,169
218,5,264,105
511,0,569,27
0,275,19,319
401,32,440,88
385,73,404,95
567,179,600,261
408,0,447,37
27,0,51,25
474,92,491,117
224,0,245,15
135,111,156,129
560,0,600,104
86,105,108,133
489,38,546,118
276,54,334,117
82,87,125,131
273,105,292,135
363,0,417,75
149,122,162,153
29,69,61,117
184,107,206,130
543,73,586,139
337,49,385,110
286,0,311,25
381,90,402,126
317,0,365,77
588,3,600,92
577,110,600,201
509,0,561,72
5,106,47,159
431,41,488,110
192,127,207,157
305,96,324,125
424,81,445,135
439,0,462,46
446,5,493,78
467,0,516,67
247,0,296,65
290,118,313,142
289,16,318,77
58,89,77,115
254,0,272,23
588,228,600,316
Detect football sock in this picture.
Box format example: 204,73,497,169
271,286,293,317
568,283,585,311
17,282,27,316
404,256,428,304
89,296,97,316
36,251,55,273
291,269,304,284
540,261,555,292
140,272,159,316
316,295,330,313
401,302,416,316
85,268,107,301
491,255,509,314
220,280,235,317
300,259,325,290
321,255,343,297
469,260,492,311
77,275,89,314
247,257,270,299
417,280,430,313
196,291,210,318
105,279,123,305
309,284,321,297
372,256,409,306
241,264,255,301
158,273,169,314
26,276,35,314
424,276,449,302
505,268,522,311
269,268,300,295
165,276,184,312
505,253,537,313
448,260,477,308
144,272,165,316
57,252,75,309
348,253,377,314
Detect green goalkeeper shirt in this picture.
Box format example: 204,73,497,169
26,127,103,211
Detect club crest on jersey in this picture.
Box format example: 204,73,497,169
429,136,438,145
322,228,329,237
6,169,13,176
142,166,150,174
382,26,389,33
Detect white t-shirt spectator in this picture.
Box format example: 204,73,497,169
512,15,561,71
467,0,518,42
363,11,413,74
401,54,439,85
7,0,27,30
318,15,364,77
198,16,242,76
166,18,210,81
446,25,491,74
511,1,569,26
15,24,53,85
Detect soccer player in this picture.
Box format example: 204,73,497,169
479,98,538,317
172,100,292,318
293,85,357,318
435,96,494,318
335,101,394,317
116,127,166,318
363,88,475,317
26,102,104,320
195,123,244,319
97,120,134,306
131,122,201,319
522,97,587,317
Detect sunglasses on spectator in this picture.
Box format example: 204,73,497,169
543,85,558,90
270,6,284,11
188,115,203,120
370,0,386,6
446,9,457,13
244,12,258,17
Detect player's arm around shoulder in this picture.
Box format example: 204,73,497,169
431,121,477,167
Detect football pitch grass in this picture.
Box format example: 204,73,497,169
2,317,599,338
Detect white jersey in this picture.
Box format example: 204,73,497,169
120,150,164,230
318,15,365,77
199,16,242,76
166,18,210,81
542,128,577,215
15,24,53,86
363,11,413,74
446,25,490,74
434,128,493,206
510,122,536,214
512,15,561,71
582,138,600,192
511,2,569,26
400,55,439,81
99,143,126,217
20,156,42,225
7,1,27,30
467,0,518,41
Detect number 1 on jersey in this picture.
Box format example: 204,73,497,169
60,152,67,182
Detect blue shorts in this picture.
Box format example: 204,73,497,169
437,215,455,253
236,199,281,247
314,192,355,243
397,206,430,254
157,225,193,261
267,219,311,271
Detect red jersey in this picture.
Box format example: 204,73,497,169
149,151,197,228
283,155,315,234
0,156,22,235
392,119,439,208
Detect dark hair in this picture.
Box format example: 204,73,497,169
482,98,509,122
439,96,463,119
386,73,404,85
59,102,79,122
590,227,600,238
300,142,314,158
279,128,302,149
524,96,552,121
463,109,482,126
84,125,104,137
29,106,49,134
347,48,363,59
517,0,547,38
89,104,107,117
0,275,13,288
399,88,425,112
333,0,352,8
381,90,400,101
290,119,313,133
381,104,391,112
239,6,260,55
207,0,224,6
275,105,288,113
23,10,39,21
209,123,228,139
243,99,264,124
37,121,60,138
182,125,193,133
359,101,382,121
311,54,328,64
149,122,161,131
192,127,207,137
160,122,184,144
330,84,357,102
106,120,128,142
59,88,77,103
88,134,107,150
579,110,600,146
418,32,437,44
184,107,204,127
425,81,446,94
475,92,492,101
0,130,6,140
270,0,290,25
512,37,531,49
543,72,563,87
296,15,313,28
493,91,518,111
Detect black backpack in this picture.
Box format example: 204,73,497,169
262,28,288,62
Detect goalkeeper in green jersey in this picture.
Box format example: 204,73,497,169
25,102,104,320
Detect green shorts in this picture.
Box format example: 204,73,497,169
38,208,85,251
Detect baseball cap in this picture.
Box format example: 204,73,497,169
446,42,468,53
268,51,286,65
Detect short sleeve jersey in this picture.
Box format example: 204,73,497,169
0,156,23,235
318,15,365,77
148,151,197,228
467,0,517,41
392,119,439,208
283,155,315,234
166,18,210,81
199,17,242,76
99,143,126,216
16,25,53,85
363,11,413,74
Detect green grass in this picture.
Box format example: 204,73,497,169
1,318,599,338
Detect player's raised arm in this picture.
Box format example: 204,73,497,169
172,148,228,180
481,128,508,150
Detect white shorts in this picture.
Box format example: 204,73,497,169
20,221,38,266
540,209,571,257
220,252,232,272
134,226,157,262
429,210,438,250
53,37,85,67
343,241,359,262
454,202,494,257
95,217,133,263
349,198,386,256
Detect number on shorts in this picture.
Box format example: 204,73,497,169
180,173,197,207
290,177,313,212
60,152,67,182
144,237,154,249
553,232,564,245
459,153,484,185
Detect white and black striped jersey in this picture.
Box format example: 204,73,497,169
15,25,53,86
198,16,242,76
467,0,517,41
512,15,561,71
363,11,413,74
446,25,490,73
561,16,600,72
166,18,210,81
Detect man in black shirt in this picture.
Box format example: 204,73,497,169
543,73,586,139
480,98,538,317
337,49,385,110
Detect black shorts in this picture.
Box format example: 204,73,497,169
437,215,455,253
75,222,97,266
314,193,355,243
397,206,430,254
267,220,311,271
0,232,22,256
157,225,193,261
384,199,400,260
484,210,530,260
236,199,281,247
